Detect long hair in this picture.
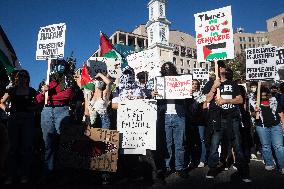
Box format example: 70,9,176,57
14,69,30,87
192,79,200,91
160,62,178,76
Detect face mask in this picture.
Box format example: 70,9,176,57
54,64,65,73
251,87,257,93
95,80,105,89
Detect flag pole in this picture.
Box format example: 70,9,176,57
45,58,51,105
214,59,220,98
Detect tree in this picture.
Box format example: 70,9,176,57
227,51,246,82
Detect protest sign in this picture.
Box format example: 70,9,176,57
88,57,122,79
246,46,277,81
193,68,209,90
117,100,157,155
58,125,119,172
194,6,234,62
155,75,192,99
127,48,161,80
276,47,284,80
36,23,66,60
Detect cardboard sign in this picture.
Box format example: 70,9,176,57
276,47,284,80
246,46,277,81
117,100,157,155
155,75,192,99
193,68,209,90
36,23,66,60
127,48,161,79
58,125,119,172
194,6,234,62
87,57,122,79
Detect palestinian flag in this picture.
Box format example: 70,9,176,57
100,32,128,69
80,63,95,91
0,25,21,75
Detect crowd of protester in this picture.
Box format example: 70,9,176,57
0,59,284,187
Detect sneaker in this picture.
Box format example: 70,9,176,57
20,176,29,184
206,169,218,179
198,162,205,168
232,165,238,170
242,178,252,183
265,165,275,171
250,154,257,159
4,177,13,185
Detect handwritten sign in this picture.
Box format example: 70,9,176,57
276,47,284,80
87,57,122,79
36,23,66,60
117,100,157,155
193,68,209,90
127,48,161,79
155,75,192,99
194,6,234,62
246,46,277,81
58,125,119,172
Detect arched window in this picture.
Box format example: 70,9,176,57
273,21,277,28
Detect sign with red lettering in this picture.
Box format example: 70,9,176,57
155,75,192,99
58,125,120,172
194,6,234,62
246,46,277,81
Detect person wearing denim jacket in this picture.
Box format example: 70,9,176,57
250,86,284,174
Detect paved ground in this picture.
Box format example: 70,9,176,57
1,159,284,189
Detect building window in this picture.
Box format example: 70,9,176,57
181,59,184,66
188,69,190,74
253,44,256,48
252,37,255,42
180,69,184,74
248,37,252,42
244,44,247,49
150,29,153,43
159,4,163,17
242,37,246,42
282,17,284,24
240,44,243,49
173,57,176,64
187,60,190,66
239,37,243,42
194,61,197,68
160,28,166,42
273,21,277,28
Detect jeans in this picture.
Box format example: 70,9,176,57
98,113,110,129
208,117,249,178
164,114,185,170
41,106,70,175
198,126,206,163
256,124,284,169
7,112,35,177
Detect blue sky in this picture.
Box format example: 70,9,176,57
1,0,284,88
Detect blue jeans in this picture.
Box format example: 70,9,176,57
7,112,34,177
164,114,185,170
98,113,110,129
41,106,70,175
208,117,249,177
198,126,206,163
256,124,284,169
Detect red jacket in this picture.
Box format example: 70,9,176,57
36,80,73,106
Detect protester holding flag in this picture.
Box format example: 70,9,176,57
250,87,284,174
0,70,37,184
36,59,74,177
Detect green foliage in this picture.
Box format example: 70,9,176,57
227,51,246,82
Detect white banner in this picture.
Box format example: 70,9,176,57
193,68,209,90
36,23,66,60
246,46,277,81
194,6,234,62
155,75,192,99
276,47,284,81
87,57,122,79
117,99,157,155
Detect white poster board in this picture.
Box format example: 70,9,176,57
127,48,161,80
155,75,192,99
36,23,66,60
193,68,209,90
246,46,277,81
276,47,284,81
117,99,157,155
87,57,122,79
194,6,234,62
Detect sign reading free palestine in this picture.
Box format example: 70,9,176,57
194,6,234,62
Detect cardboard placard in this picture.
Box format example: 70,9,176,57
36,23,66,60
193,68,209,90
